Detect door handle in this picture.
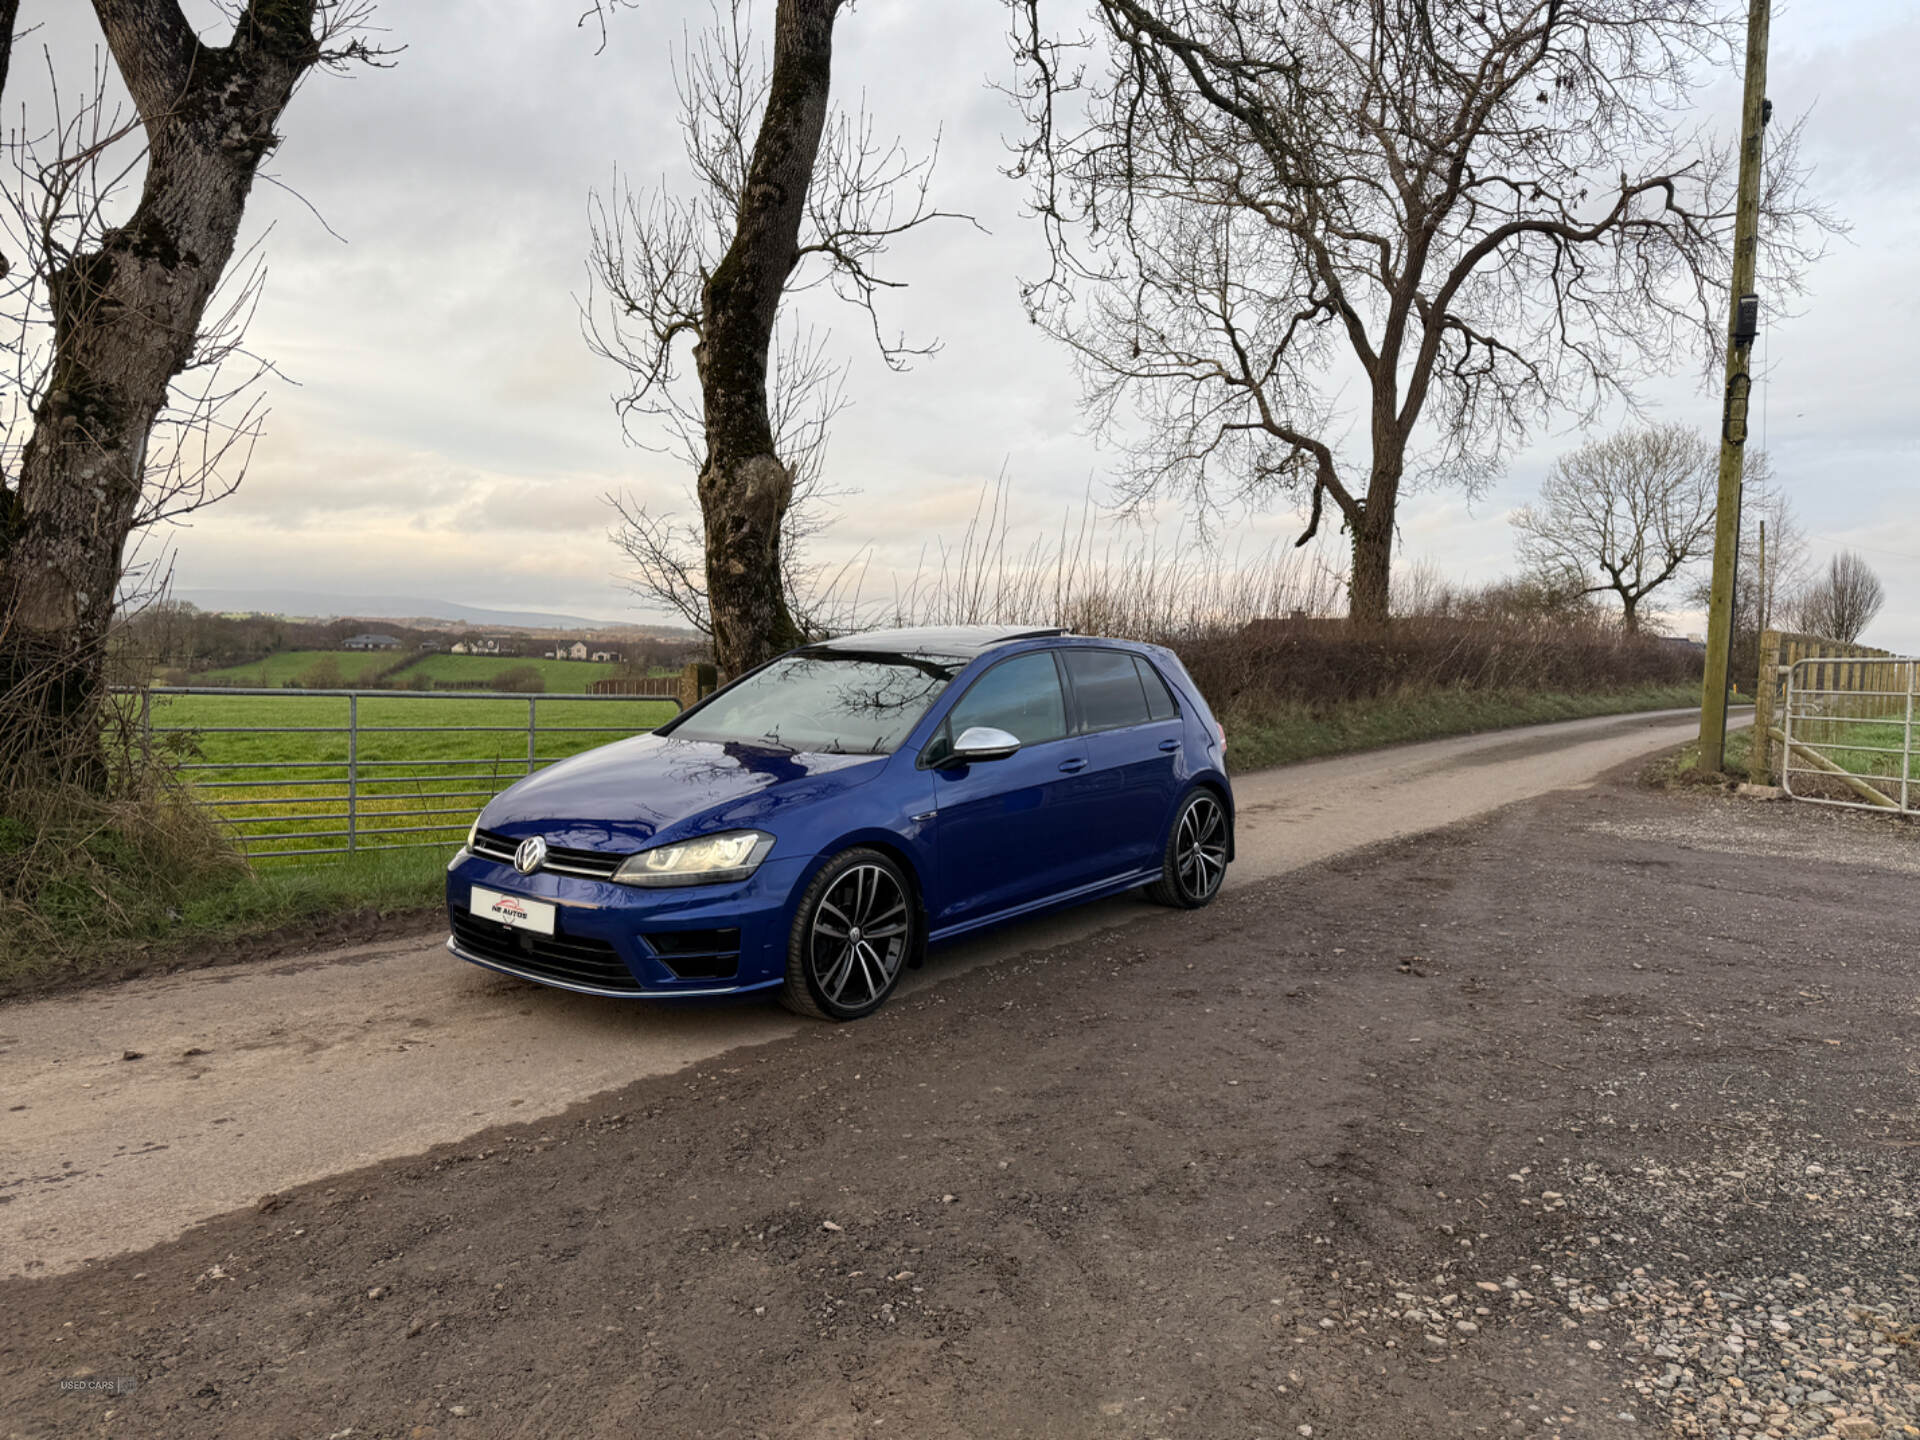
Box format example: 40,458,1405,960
1158,739,1181,752
1058,757,1088,773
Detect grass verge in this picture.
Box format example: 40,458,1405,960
0,788,457,999
1642,724,1755,787
1220,682,1702,773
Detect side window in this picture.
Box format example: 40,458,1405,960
1134,656,1179,721
1063,649,1152,732
938,652,1069,757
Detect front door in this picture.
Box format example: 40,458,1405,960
928,650,1091,927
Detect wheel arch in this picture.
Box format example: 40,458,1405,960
791,830,932,963
1190,779,1236,856
1180,774,1236,862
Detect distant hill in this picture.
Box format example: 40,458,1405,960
174,590,691,635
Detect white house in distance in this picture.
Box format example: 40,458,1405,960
590,649,621,663
342,633,400,651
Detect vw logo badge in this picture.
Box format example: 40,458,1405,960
513,836,548,875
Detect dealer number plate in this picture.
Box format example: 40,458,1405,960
470,887,556,936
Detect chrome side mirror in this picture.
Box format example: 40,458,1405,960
947,725,1021,765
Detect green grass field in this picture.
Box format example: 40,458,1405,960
197,649,622,691
198,649,395,687
128,691,680,859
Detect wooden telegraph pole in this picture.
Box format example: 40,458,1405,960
1697,0,1772,771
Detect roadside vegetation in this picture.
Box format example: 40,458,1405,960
1224,683,1700,773
0,822,452,997
1645,726,1757,787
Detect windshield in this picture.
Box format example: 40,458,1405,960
666,651,961,755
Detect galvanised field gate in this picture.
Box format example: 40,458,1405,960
1776,656,1918,816
132,687,686,860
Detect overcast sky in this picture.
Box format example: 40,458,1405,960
14,0,1920,648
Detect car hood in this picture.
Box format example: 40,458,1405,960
477,733,884,851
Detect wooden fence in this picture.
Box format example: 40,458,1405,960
1749,629,1899,786
592,662,719,710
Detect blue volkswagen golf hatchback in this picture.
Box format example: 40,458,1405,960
446,627,1233,1020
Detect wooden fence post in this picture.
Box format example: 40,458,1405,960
1750,629,1782,786
679,662,718,711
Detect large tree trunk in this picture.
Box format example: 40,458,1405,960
1347,443,1403,626
1348,518,1393,627
693,0,840,678
0,1,319,787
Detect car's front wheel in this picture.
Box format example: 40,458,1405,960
782,848,917,1021
1145,788,1229,908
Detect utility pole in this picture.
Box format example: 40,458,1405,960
1697,0,1772,771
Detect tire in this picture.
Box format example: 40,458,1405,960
1144,788,1230,908
781,848,918,1021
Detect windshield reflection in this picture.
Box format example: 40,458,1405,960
668,652,959,755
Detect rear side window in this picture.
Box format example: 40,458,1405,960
1063,649,1152,732
937,651,1069,756
1134,657,1179,721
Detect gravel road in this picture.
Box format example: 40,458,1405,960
0,710,1708,1282
3,754,1914,1440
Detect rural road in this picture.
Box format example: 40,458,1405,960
0,707,1714,1279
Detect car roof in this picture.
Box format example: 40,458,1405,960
806,625,1071,659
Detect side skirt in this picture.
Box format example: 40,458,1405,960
925,868,1163,946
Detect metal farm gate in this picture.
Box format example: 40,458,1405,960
130,687,687,860
1775,655,1918,815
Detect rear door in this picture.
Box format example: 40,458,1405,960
1061,648,1185,874
927,650,1092,927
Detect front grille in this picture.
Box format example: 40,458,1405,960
472,828,625,881
644,928,741,982
450,911,641,992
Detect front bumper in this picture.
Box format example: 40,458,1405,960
443,849,804,999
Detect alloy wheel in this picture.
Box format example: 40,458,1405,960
808,863,911,1011
1176,794,1228,900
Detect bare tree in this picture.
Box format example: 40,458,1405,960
1674,463,1800,687
1738,470,1806,641
1512,424,1716,632
1797,551,1885,645
0,1,381,789
587,0,966,674
1007,0,1829,624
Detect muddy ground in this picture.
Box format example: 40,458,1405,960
3,774,1916,1440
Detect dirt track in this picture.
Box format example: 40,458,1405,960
4,763,1917,1440
1,708,1709,1279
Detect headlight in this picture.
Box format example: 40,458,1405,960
612,830,774,887
452,815,481,871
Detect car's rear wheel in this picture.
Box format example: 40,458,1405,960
782,848,916,1021
1145,788,1229,908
